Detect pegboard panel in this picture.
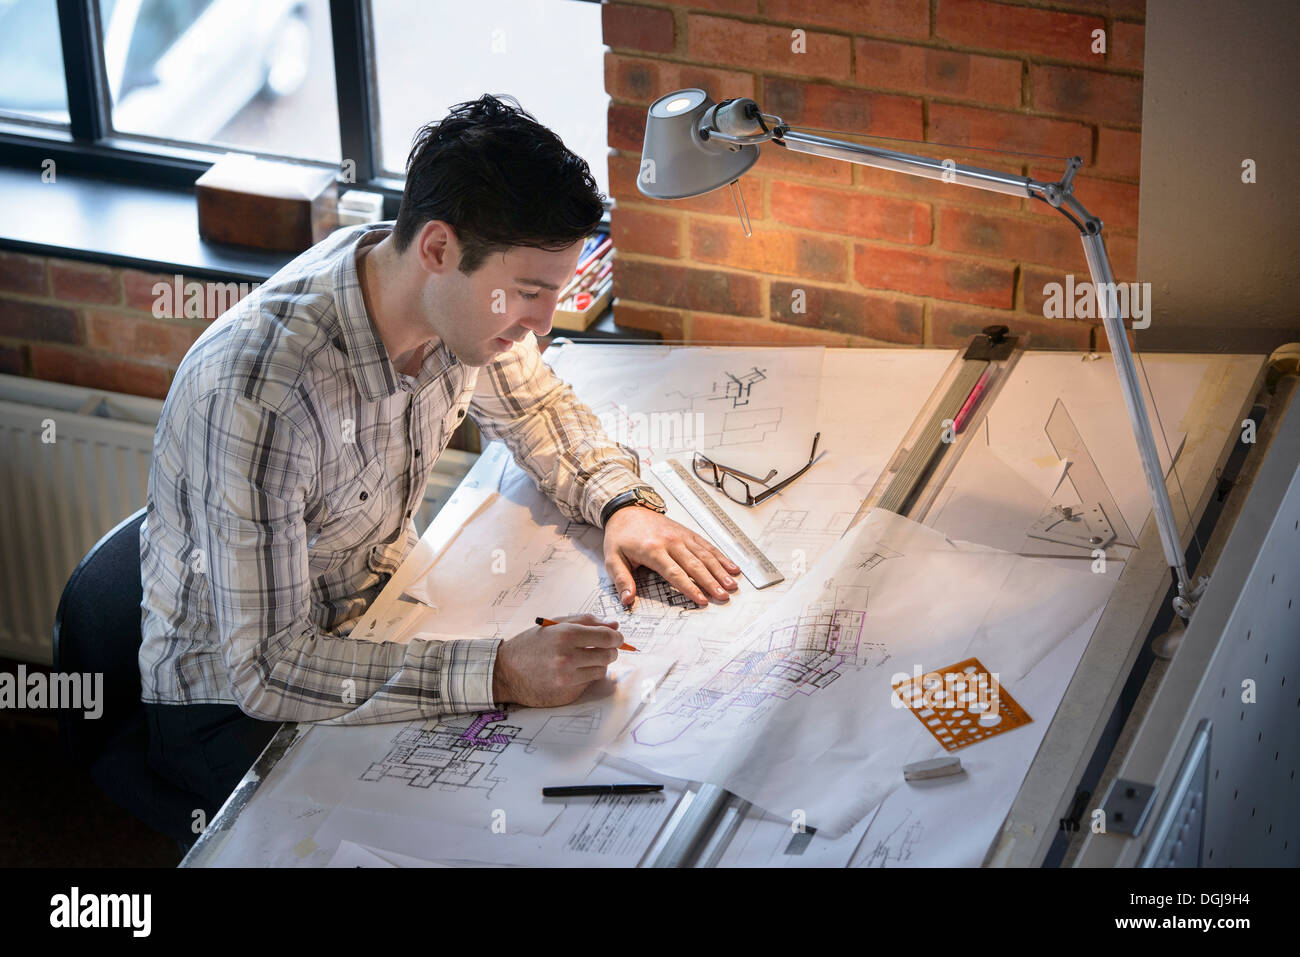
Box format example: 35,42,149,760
1196,457,1300,867
1103,393,1300,868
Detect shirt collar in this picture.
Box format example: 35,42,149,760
332,224,403,402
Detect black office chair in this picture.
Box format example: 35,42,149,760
53,507,206,848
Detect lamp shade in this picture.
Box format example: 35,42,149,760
638,89,760,200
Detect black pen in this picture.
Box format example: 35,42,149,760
542,784,664,797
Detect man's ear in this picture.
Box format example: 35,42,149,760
414,220,458,275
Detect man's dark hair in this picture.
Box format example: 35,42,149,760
392,94,606,274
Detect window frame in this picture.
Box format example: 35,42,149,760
0,0,608,216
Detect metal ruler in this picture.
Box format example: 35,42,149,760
652,459,784,589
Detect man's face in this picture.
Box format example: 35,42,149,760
432,237,585,367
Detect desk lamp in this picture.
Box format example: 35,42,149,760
638,89,1205,623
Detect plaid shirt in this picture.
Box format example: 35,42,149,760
139,223,643,725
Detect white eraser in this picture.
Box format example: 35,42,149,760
903,756,964,781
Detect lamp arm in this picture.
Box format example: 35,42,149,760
706,117,1204,617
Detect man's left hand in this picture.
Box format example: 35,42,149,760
603,507,742,608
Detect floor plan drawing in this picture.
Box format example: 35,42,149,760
576,567,702,655
629,593,887,747
360,712,522,797
715,367,767,408
357,702,613,801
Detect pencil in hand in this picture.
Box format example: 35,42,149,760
534,616,638,652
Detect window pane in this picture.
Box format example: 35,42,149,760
0,0,70,124
371,0,608,195
99,0,340,162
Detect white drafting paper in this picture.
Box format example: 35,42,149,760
258,653,674,836
310,761,684,868
850,602,1103,867
544,344,828,545
718,804,880,868
326,840,456,868
602,508,1114,838
205,798,334,868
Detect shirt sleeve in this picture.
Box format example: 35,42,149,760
188,388,502,725
467,335,645,526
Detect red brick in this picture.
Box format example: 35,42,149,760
940,206,1140,275
609,101,651,153
1030,65,1142,126
935,0,1106,65
769,280,923,343
765,0,929,39
614,258,764,316
763,77,923,140
690,219,847,282
611,302,686,341
29,346,172,399
668,0,756,16
854,244,1014,308
1111,22,1144,71
604,53,755,107
1022,265,1147,330
602,3,675,54
930,303,1092,350
1022,264,1075,316
1109,235,1137,281
1094,127,1141,179
122,269,181,313
688,14,851,82
689,311,863,347
50,261,121,305
853,162,1022,212
0,344,25,375
1051,1,1145,19
854,39,1023,109
751,146,853,186
123,271,254,319
0,252,47,296
0,297,82,343
1026,167,1140,232
611,205,684,258
929,103,1092,159
771,181,931,244
84,310,204,365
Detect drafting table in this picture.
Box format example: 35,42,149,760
180,343,1282,868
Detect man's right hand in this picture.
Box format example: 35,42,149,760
492,614,624,708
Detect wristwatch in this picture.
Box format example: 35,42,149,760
599,486,666,527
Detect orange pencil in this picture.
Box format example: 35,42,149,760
535,616,638,652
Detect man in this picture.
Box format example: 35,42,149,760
139,94,741,819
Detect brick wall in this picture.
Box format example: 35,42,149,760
0,252,224,399
604,0,1145,349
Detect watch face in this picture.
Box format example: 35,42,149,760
638,488,666,510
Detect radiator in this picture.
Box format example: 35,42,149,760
0,373,477,665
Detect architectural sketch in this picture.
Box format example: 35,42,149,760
589,363,794,464
359,705,606,800
859,810,926,867
755,509,893,584
359,712,521,797
576,566,701,656
630,593,889,746
715,367,767,408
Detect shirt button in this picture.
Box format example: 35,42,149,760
456,409,465,419
406,510,412,519
359,491,368,501
414,448,421,457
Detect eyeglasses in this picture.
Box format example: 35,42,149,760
692,433,822,507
